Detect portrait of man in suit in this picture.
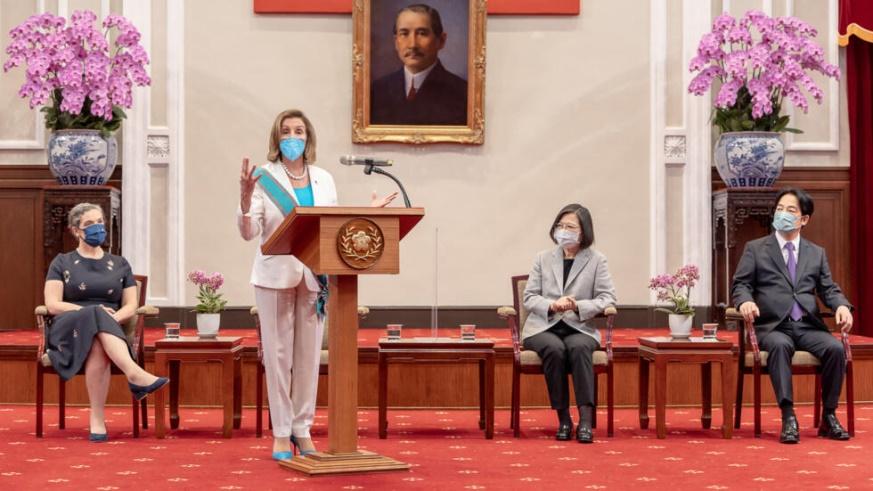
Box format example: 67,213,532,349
370,3,468,126
731,188,854,444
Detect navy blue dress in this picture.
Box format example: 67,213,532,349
45,251,136,381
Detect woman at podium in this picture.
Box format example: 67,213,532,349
237,109,396,460
520,204,617,443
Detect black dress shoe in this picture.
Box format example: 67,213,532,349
818,413,850,440
780,415,800,444
555,422,574,441
576,424,593,444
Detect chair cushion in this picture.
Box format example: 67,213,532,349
744,350,821,367
520,349,607,366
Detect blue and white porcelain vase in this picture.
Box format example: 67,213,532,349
47,129,118,186
713,131,784,188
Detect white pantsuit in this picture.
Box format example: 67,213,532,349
237,162,337,438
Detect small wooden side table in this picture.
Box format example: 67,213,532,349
378,337,495,439
638,336,735,439
153,336,243,438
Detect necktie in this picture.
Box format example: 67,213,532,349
407,83,417,101
785,242,803,321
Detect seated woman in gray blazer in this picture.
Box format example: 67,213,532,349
522,203,617,443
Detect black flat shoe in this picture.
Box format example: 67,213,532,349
576,424,593,444
780,414,800,444
818,414,850,440
129,377,169,401
555,423,573,441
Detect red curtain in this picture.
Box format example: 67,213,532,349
841,0,873,335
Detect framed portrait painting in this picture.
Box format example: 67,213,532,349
352,0,486,144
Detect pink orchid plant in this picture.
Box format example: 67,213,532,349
3,11,150,137
187,270,227,314
649,265,700,316
688,10,840,133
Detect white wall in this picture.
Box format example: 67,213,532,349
0,0,847,310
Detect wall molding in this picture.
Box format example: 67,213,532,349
651,0,712,308
783,0,841,152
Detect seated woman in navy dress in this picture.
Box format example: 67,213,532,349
44,202,168,442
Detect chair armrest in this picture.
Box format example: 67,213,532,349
842,331,853,363
35,305,48,360
136,305,159,316
502,311,522,365
604,307,616,361
497,306,516,319
726,307,760,359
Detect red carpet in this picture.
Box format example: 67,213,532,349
0,404,868,490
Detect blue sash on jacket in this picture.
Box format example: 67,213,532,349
254,167,329,319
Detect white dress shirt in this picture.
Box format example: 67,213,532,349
404,62,437,97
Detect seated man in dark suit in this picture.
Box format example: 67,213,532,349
731,188,853,443
370,3,468,126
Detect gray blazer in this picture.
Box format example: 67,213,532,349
731,234,851,335
521,247,617,344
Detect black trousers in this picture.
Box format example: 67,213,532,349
523,322,599,410
758,319,846,410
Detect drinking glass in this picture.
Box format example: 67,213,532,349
460,324,476,341
164,322,181,339
386,324,403,341
702,323,718,340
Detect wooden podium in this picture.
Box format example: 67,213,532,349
261,206,424,476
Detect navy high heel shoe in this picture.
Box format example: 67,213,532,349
89,432,108,443
290,435,316,456
129,377,170,401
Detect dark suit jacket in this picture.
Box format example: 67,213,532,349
731,234,851,336
370,60,468,125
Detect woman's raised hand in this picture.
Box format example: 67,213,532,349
240,158,260,213
370,191,399,208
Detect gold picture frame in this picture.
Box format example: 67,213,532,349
352,0,486,145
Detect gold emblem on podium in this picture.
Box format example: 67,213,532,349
337,218,384,269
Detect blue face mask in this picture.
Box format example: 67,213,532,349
279,137,306,162
772,210,799,232
81,223,106,247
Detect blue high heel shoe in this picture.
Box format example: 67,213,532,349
89,432,108,443
272,451,293,461
129,377,170,401
290,435,316,456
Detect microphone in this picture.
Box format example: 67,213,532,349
339,155,393,167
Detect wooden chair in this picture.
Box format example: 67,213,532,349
498,274,616,438
35,275,158,438
250,305,369,437
727,307,854,437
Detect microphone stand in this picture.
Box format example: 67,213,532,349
364,164,412,208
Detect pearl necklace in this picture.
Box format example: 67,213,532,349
282,163,308,181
